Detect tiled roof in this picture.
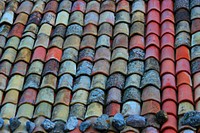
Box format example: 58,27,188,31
0,0,198,132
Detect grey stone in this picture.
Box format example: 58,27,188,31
41,119,55,132
181,111,200,127
64,116,78,131
112,113,126,131
79,120,91,132
88,88,105,104
9,117,21,132
53,121,65,133
0,118,4,129
94,114,110,131
156,110,168,125
26,121,35,133
126,115,146,128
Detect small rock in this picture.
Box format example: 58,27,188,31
126,115,146,128
0,118,4,129
79,120,91,132
64,116,78,131
156,110,168,124
41,119,55,132
9,117,21,132
93,114,110,131
112,113,126,131
26,121,36,133
181,111,200,127
53,121,65,133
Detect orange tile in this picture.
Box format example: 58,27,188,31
177,72,192,87
105,103,121,117
162,87,177,103
141,100,160,115
45,47,62,62
129,35,145,50
161,74,176,90
176,46,190,61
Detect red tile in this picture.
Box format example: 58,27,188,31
161,60,175,76
145,45,160,61
161,21,174,37
177,72,192,87
178,84,193,104
72,0,86,13
161,46,174,62
7,24,25,38
162,129,176,133
161,0,174,12
106,102,121,117
146,22,160,37
176,59,191,74
195,86,200,102
129,35,145,50
45,47,62,62
176,46,190,61
141,100,160,115
147,10,160,24
146,32,160,49
19,88,37,105
162,87,177,103
31,46,46,62
193,72,200,89
161,115,177,132
161,33,174,49
116,0,130,12
162,101,177,117
161,10,174,24
161,74,176,90
147,0,160,13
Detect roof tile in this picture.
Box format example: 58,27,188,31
16,104,34,119
0,11,14,24
86,1,100,13
61,48,78,63
128,60,144,76
161,115,177,132
14,13,28,25
44,0,58,14
2,89,19,105
175,8,190,23
11,61,27,76
106,87,121,105
31,1,45,14
162,100,177,116
57,74,73,90
16,1,33,15
91,74,107,90
59,61,76,76
85,102,103,118
52,104,69,122
114,23,129,37
106,103,121,117
177,72,192,87
84,12,99,26
176,46,190,61
27,12,42,25
111,48,128,61
176,59,191,74
58,0,72,13
98,23,113,37
142,86,161,102
161,21,174,37
145,57,160,73
106,73,125,90
190,0,200,9
162,87,177,103
6,74,24,91
175,32,190,48
33,102,52,118
71,0,86,13
147,0,160,12
123,87,141,103
131,0,145,13
40,74,57,90
66,24,83,37
42,60,59,76
71,89,88,105
161,60,175,76
80,35,96,50
88,88,105,105
147,10,160,24
92,60,110,76
83,24,97,36
191,6,200,20
130,22,144,36
129,35,145,50
69,11,84,26
161,46,175,62
141,100,160,115
131,11,145,24
178,84,193,103
161,33,174,49
195,86,200,102
174,0,189,12
129,48,145,61
54,88,71,106
112,34,128,50
161,73,176,90
99,11,115,25
178,102,194,115
110,59,127,75
100,0,115,13
23,74,41,90
116,11,130,24
73,75,91,92
116,0,130,12
31,47,46,62
27,61,44,76
63,35,81,50
122,101,141,117
125,74,141,89
0,61,12,76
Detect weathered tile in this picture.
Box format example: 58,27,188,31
80,35,96,50
114,23,129,37
131,11,145,24
27,60,44,76
0,35,6,48
142,86,161,102
85,12,99,26
0,103,17,119
33,116,47,133
38,23,52,36
191,6,200,20
69,103,86,120
73,75,91,92
141,70,161,89
19,88,37,105
106,87,121,105
18,36,34,50
175,9,189,23
27,12,42,25
31,0,45,14
141,100,160,115
111,48,128,61
52,104,69,122
5,36,20,50
129,48,145,61
6,74,24,91
0,11,14,24
191,58,200,74
71,0,86,13
177,72,192,87
88,88,105,105
15,48,32,63
71,89,89,105
100,0,115,13
51,25,66,38
92,60,110,76
40,74,57,90
96,35,110,48
0,48,17,63
117,0,130,12
24,23,38,34
106,73,125,90
45,47,62,62
66,24,83,37
110,59,127,75
85,102,103,118
98,23,113,37
132,0,145,13
122,101,141,117
128,60,144,76
63,35,81,50
61,48,78,63
69,11,84,26
144,114,160,129
106,103,121,117
14,13,28,25
82,24,97,36
44,0,58,13
76,61,93,76
125,74,141,89
36,87,54,105
175,32,190,48
23,74,41,90
123,87,141,103
11,61,27,76
34,33,50,49
130,22,144,36
57,74,73,90
49,37,64,50
2,90,19,105
7,23,25,38
55,11,69,26
176,21,190,35
58,0,72,13
129,35,145,50
162,74,176,90
178,102,194,116
16,1,33,14
33,102,52,119
59,60,76,76
91,74,107,90
0,61,12,76
174,0,189,12
54,88,71,106
99,11,115,25
191,0,200,9
86,1,100,13
16,104,34,119
115,11,130,24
